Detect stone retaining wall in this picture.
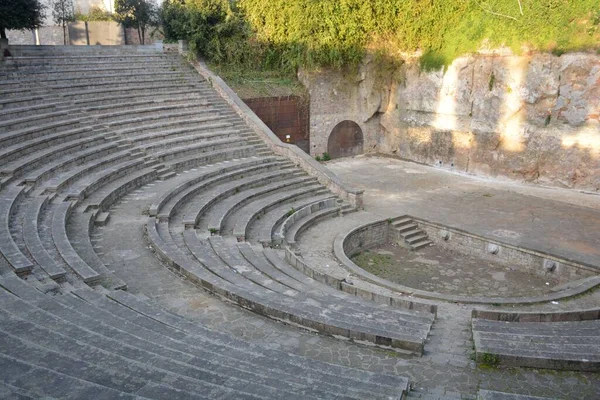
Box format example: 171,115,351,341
302,52,600,191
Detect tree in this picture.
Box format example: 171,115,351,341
52,0,74,45
114,0,157,45
0,0,45,40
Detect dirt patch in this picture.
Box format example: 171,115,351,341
351,242,561,298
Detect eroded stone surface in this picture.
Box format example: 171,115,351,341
304,53,600,191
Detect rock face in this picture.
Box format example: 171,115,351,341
303,53,600,191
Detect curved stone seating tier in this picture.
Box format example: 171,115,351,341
189,176,317,233
23,196,66,281
94,102,218,123
165,145,268,172
105,109,231,132
0,275,410,399
230,187,334,241
42,150,136,194
1,70,184,88
270,198,343,246
0,186,33,275
0,109,70,131
0,116,90,148
21,140,126,188
247,194,339,245
51,201,100,284
152,158,288,221
472,309,600,371
0,102,60,120
80,92,210,113
0,62,181,78
147,219,432,354
177,167,302,227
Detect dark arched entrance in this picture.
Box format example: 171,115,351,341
327,120,364,159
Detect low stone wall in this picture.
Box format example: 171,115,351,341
342,220,390,257
6,27,69,45
414,218,598,284
335,217,600,304
243,96,310,153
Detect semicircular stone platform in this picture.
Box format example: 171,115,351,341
1,44,598,399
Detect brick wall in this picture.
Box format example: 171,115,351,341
243,95,310,153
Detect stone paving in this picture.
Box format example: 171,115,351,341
94,162,600,399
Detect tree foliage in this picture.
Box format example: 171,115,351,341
74,5,115,22
114,0,157,44
52,0,74,45
0,0,45,39
160,0,600,73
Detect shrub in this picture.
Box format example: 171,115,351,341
161,0,600,73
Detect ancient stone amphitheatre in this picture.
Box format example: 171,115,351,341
0,45,598,399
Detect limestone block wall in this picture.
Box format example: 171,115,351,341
303,52,600,191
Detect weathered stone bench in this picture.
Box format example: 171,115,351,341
169,230,433,354
250,195,338,245
0,275,410,399
472,310,600,371
0,109,70,131
232,187,334,241
22,196,66,281
0,117,88,147
151,157,283,220
271,199,342,246
0,186,33,275
51,201,100,284
181,169,304,228
22,140,122,188
64,158,146,201
43,149,135,194
166,144,266,172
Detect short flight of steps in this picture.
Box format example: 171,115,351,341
0,274,411,399
472,308,600,371
391,216,432,250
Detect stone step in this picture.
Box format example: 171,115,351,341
410,239,432,250
472,318,600,371
0,186,33,275
181,170,307,229
151,157,283,218
51,201,101,285
231,186,333,241
253,195,339,246
22,196,66,281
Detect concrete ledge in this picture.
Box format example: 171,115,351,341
472,308,600,322
334,217,600,305
190,60,364,210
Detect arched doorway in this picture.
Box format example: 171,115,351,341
327,120,364,159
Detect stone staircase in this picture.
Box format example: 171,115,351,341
392,216,433,250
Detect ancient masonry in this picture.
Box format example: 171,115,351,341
0,45,598,399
